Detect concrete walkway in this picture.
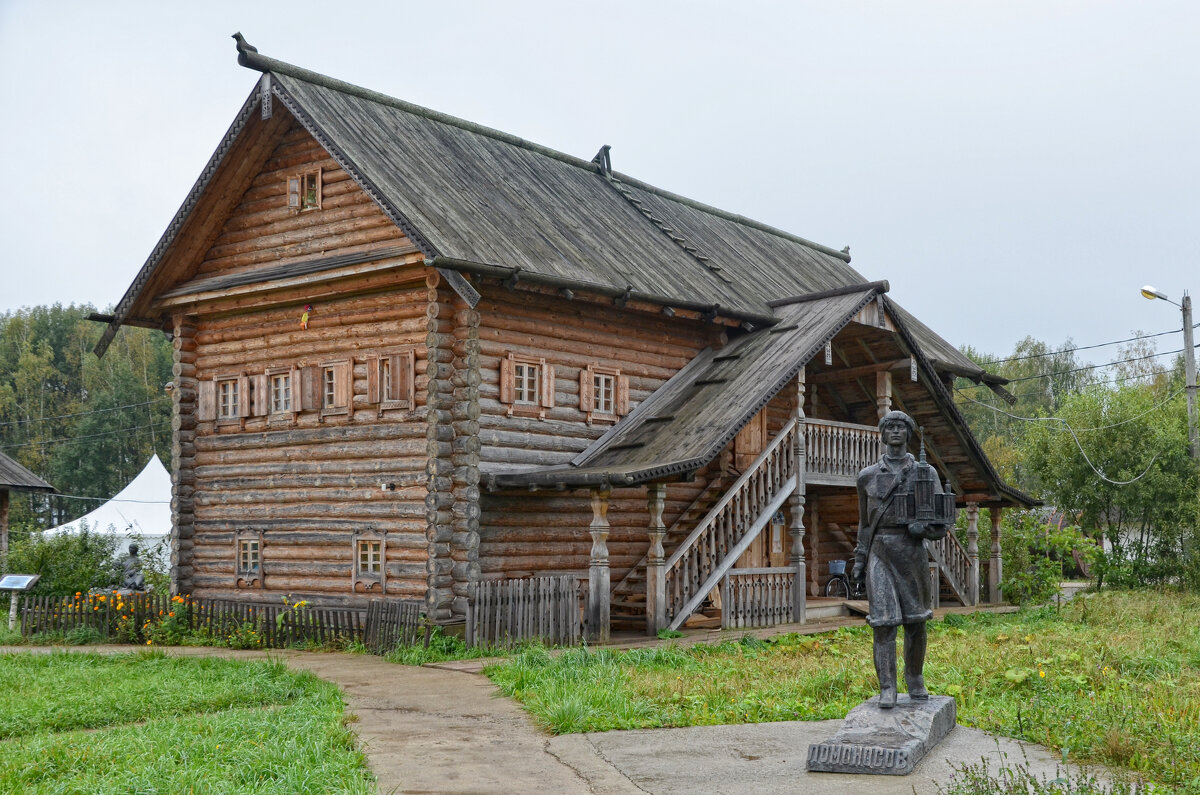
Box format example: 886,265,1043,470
3,642,1078,794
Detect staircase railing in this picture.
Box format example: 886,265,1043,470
928,530,973,605
664,418,799,630
805,418,880,480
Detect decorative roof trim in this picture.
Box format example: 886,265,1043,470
768,280,890,308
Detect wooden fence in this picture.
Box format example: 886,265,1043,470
721,567,795,629
16,591,425,653
466,575,581,648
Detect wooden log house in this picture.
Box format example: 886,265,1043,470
94,37,1034,637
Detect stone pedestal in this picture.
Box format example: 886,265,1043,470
806,695,956,775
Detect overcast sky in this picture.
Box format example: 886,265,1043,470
1,1,1196,361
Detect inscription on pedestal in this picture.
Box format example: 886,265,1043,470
806,695,956,776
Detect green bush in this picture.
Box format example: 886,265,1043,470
1000,511,1097,605
5,529,120,597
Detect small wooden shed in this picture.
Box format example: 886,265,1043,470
0,451,56,566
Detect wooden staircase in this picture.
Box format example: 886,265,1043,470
928,531,975,606
610,473,729,631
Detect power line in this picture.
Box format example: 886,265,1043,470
957,346,1191,392
973,324,1199,367
957,369,1171,407
0,422,170,451
49,493,170,505
955,391,1165,485
0,397,170,428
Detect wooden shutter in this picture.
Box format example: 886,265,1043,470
500,355,514,404
298,366,320,411
387,354,404,406
579,367,594,413
540,363,556,409
334,363,352,408
287,176,300,208
237,376,251,418
616,374,630,416
252,374,269,416
366,357,381,404
198,380,217,421
398,351,415,406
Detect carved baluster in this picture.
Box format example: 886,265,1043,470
966,503,979,606
586,489,611,642
791,367,807,624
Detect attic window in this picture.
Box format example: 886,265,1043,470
287,169,322,211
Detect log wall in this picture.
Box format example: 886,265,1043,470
194,120,409,281
476,286,727,583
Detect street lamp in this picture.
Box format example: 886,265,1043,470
1142,285,1198,461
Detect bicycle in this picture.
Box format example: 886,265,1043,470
824,560,851,599
824,560,865,599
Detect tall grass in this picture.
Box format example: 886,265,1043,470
487,591,1200,792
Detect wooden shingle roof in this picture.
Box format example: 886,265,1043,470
97,37,1005,389
0,452,55,493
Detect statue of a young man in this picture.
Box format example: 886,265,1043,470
852,410,953,709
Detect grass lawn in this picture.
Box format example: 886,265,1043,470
0,650,373,794
486,590,1200,793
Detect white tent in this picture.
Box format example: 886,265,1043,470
45,456,172,565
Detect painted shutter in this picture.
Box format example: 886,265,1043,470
237,376,251,418
616,373,630,416
198,380,217,421
500,355,514,404
540,363,556,409
366,357,381,404
334,363,352,408
252,374,269,416
579,367,594,413
299,366,320,411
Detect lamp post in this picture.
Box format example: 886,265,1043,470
1142,285,1198,461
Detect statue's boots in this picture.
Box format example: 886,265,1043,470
904,622,929,700
873,628,898,709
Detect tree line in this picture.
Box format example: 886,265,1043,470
0,304,172,531
954,332,1199,591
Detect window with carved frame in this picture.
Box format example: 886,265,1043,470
351,527,386,592
500,353,555,419
235,529,265,588
579,364,629,424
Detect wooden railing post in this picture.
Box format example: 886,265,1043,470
966,502,980,606
791,367,807,625
587,488,611,642
987,507,1003,604
646,483,667,636
876,370,892,420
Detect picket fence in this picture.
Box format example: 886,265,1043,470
17,592,424,653
466,575,581,648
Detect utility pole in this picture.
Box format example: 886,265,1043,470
1183,292,1198,461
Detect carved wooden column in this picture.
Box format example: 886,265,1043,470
965,503,980,606
0,488,9,571
587,488,612,642
790,367,807,624
987,507,1003,603
876,370,893,420
646,483,667,635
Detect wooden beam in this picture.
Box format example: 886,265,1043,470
809,358,910,384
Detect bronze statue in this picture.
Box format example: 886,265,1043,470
120,543,147,591
852,411,956,709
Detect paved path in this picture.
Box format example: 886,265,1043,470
3,643,1078,794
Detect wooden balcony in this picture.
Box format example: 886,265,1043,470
804,418,881,486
